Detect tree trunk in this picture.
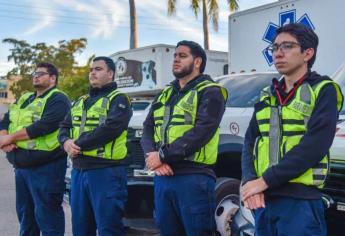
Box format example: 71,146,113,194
202,0,209,50
129,0,138,49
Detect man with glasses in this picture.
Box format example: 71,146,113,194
0,62,70,235
241,23,344,235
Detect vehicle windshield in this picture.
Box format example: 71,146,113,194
332,64,345,115
131,101,151,111
220,73,280,107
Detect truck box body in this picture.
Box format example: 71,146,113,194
229,0,345,75
110,44,228,96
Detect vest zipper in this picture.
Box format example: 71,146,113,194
282,141,287,156
110,141,116,159
163,91,180,145
254,136,260,166
278,105,283,161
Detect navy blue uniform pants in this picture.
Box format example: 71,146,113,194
15,157,66,236
254,196,327,236
154,174,216,236
70,166,127,236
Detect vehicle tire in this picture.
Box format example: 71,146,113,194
215,177,241,236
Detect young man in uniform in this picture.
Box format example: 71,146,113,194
241,23,344,236
59,56,132,236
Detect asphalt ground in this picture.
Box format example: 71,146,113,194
0,150,74,235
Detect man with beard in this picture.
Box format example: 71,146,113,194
0,62,70,235
141,41,228,236
59,56,132,236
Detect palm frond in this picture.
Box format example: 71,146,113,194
227,0,239,12
190,0,200,17
167,0,177,16
209,0,219,31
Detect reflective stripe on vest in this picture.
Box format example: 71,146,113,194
153,80,228,164
8,88,63,151
71,90,129,160
255,80,343,188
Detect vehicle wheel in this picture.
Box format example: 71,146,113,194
215,178,241,236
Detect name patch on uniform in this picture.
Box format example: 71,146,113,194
93,107,106,113
179,101,194,113
289,100,313,116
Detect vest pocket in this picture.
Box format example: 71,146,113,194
282,135,303,156
253,136,260,172
256,137,269,177
167,124,193,144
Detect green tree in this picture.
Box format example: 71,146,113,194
3,38,90,99
59,56,95,101
167,0,239,50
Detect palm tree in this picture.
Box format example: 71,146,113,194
129,0,138,49
167,0,239,50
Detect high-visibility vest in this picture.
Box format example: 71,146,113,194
254,80,344,188
71,90,129,160
8,88,64,151
153,80,228,165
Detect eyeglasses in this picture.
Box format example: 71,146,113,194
31,71,49,78
268,42,301,54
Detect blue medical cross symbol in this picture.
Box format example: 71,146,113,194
262,10,315,66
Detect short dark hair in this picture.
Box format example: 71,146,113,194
176,40,207,73
274,23,319,68
36,62,59,84
93,56,115,79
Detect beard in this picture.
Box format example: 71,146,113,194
33,84,45,89
173,63,194,79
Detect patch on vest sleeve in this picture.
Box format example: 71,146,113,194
118,103,127,109
179,101,194,113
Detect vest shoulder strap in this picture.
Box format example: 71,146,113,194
40,88,65,102
157,86,174,103
312,80,344,112
17,92,34,106
260,86,272,101
104,89,131,110
195,81,228,101
73,94,89,107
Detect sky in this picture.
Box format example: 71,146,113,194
0,0,276,76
